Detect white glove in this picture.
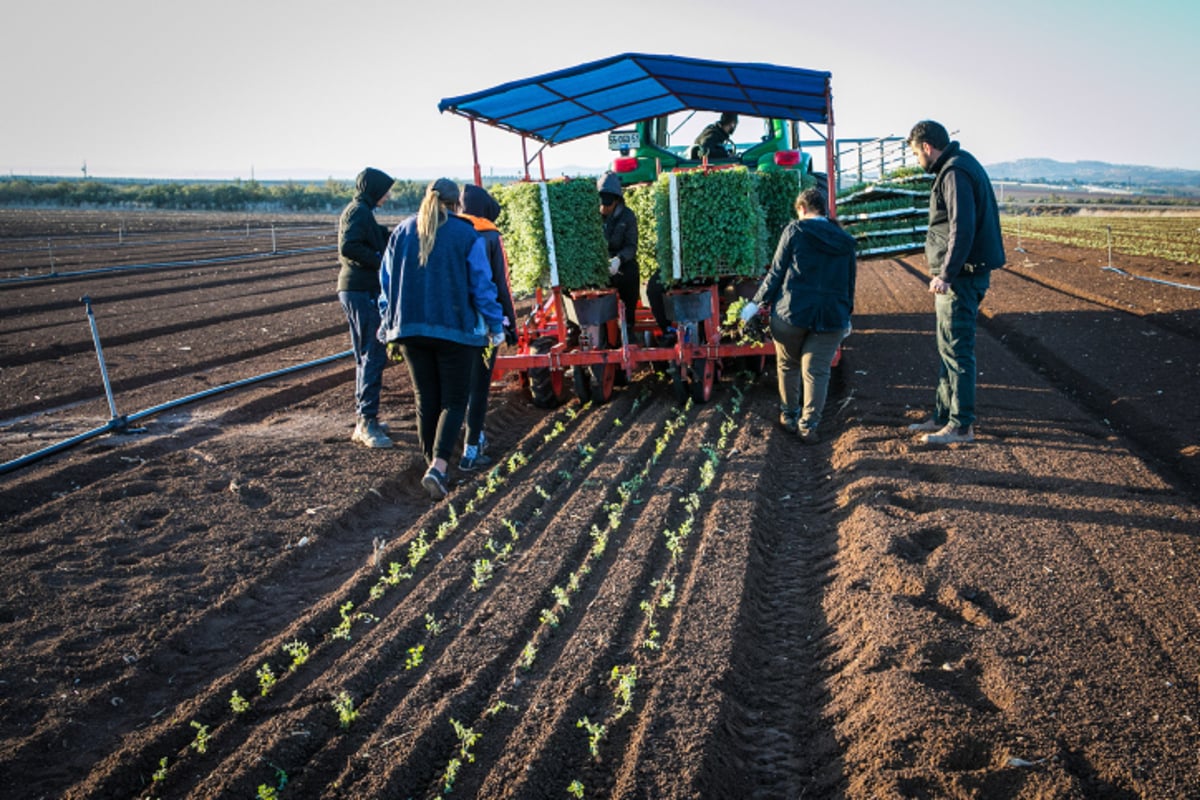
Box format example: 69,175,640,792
738,301,759,322
488,330,505,347
608,256,621,275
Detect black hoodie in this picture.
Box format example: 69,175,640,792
337,167,395,294
753,216,856,332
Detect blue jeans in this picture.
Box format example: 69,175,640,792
933,271,990,428
770,317,848,430
338,291,387,419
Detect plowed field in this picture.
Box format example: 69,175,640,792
2,208,1199,799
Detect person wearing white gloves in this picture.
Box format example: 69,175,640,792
742,187,856,443
598,172,641,338
378,178,506,499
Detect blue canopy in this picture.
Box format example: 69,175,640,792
438,52,832,145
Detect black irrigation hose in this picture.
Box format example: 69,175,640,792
0,349,351,477
0,245,335,286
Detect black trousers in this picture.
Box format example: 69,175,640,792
399,337,480,463
610,266,640,331
464,345,498,448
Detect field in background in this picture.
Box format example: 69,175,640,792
1000,213,1200,266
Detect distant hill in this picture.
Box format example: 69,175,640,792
986,158,1200,190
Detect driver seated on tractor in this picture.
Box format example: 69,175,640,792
688,112,738,160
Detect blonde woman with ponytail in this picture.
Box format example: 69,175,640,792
379,178,506,500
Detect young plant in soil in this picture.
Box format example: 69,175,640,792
577,716,607,759
282,639,310,671
610,665,637,719
256,663,276,696
331,691,358,729
405,644,425,670
518,642,538,670
189,720,210,754
229,689,250,714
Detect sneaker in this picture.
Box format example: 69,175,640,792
779,412,799,434
920,423,975,445
421,467,448,500
907,418,945,432
798,425,821,444
477,432,488,456
352,417,393,449
459,444,494,472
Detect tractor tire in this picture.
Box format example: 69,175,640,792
528,336,565,408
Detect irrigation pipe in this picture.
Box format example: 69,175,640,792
0,349,352,477
0,245,335,287
1101,266,1200,292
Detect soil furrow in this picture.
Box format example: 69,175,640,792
467,396,729,799
310,392,675,797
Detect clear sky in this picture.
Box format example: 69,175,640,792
3,0,1197,181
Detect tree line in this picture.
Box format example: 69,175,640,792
0,177,435,212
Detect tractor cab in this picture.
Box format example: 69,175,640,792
606,113,812,185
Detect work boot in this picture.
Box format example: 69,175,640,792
798,424,820,444
352,416,393,449
921,423,975,445
779,411,800,434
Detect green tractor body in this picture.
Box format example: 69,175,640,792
607,115,813,186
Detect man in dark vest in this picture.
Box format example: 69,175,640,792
905,120,1006,445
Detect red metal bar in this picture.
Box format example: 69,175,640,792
470,119,482,187
825,77,837,216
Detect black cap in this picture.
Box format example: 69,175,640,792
428,178,460,204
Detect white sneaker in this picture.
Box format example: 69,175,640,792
920,424,975,445
908,418,945,432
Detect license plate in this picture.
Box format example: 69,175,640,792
608,130,640,151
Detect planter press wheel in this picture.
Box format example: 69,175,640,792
574,361,617,406
694,357,716,403
571,323,617,406
668,319,716,405
671,357,715,405
528,335,568,408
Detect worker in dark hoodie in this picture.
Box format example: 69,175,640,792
740,187,856,444
457,184,517,470
337,167,395,449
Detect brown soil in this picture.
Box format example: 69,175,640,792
1,208,1199,799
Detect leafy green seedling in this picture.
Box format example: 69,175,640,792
257,663,276,696
577,716,607,759
518,642,538,670
282,639,310,671
230,690,250,714
332,691,358,729
189,720,210,754
406,644,425,670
